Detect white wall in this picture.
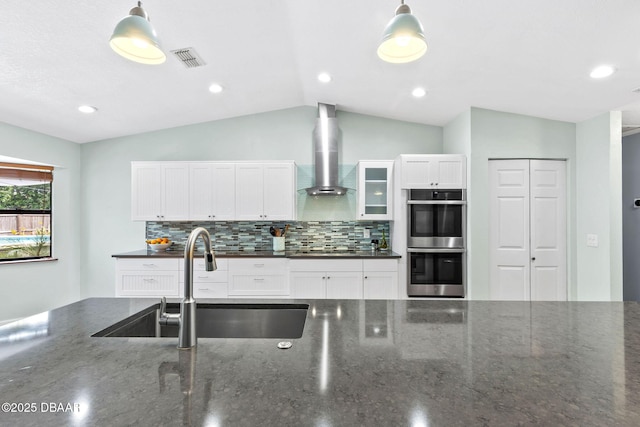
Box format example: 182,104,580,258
0,122,82,321
463,108,577,300
576,112,623,301
80,106,442,298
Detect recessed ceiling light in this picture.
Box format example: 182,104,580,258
209,83,223,94
590,65,616,79
317,73,332,83
412,87,427,98
78,105,97,114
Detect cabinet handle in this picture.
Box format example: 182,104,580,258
322,276,326,280
364,276,368,279
142,264,157,268
532,257,536,261
143,278,156,282
327,276,330,280
198,287,210,291
253,278,265,281
254,264,265,268
197,276,209,279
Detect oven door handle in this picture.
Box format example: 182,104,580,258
407,248,466,253
407,200,466,205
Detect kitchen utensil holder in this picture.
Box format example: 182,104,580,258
273,237,285,252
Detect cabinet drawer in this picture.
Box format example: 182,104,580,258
180,270,228,283
228,274,289,296
193,283,228,299
116,271,180,297
289,259,362,272
363,259,398,272
179,258,228,272
116,258,179,271
228,258,288,275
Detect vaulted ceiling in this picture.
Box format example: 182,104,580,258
1,0,640,143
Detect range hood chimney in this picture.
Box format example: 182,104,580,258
305,103,347,196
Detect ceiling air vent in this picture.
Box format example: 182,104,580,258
170,47,206,68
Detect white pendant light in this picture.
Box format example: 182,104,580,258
377,1,427,64
109,2,166,65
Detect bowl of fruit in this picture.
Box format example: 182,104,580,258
146,237,172,251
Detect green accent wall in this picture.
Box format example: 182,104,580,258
0,122,82,321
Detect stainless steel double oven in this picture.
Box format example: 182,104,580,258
407,189,466,297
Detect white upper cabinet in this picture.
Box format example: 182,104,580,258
399,154,466,189
133,161,295,221
357,161,394,220
235,162,296,221
189,162,236,221
131,162,189,221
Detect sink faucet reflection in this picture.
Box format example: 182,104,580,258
160,227,217,349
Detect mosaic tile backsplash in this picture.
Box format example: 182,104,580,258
146,221,391,252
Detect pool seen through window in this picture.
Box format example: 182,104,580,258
0,162,53,261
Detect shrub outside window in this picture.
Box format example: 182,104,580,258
0,163,53,261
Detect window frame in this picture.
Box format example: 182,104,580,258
0,163,53,263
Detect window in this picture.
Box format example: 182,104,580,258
0,162,53,261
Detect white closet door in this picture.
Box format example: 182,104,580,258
489,160,531,300
489,159,567,301
530,160,567,301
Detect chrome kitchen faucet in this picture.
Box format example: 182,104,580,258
159,227,217,349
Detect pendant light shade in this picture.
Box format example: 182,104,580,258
109,2,166,65
377,2,427,64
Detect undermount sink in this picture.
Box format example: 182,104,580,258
92,302,308,339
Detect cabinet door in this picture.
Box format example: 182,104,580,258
131,163,162,221
235,164,264,220
161,163,190,220
189,163,236,221
290,272,326,298
434,157,466,189
189,163,215,220
401,156,436,189
363,272,397,299
212,163,236,220
357,161,393,220
326,271,363,299
263,163,295,220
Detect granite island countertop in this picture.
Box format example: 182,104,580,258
1,298,640,426
112,249,402,259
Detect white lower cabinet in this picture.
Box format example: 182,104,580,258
227,259,289,297
179,258,228,299
115,257,398,299
363,259,398,299
326,271,364,299
116,259,181,297
290,260,364,299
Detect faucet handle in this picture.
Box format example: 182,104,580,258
159,297,180,326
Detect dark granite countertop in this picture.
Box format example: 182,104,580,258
112,249,401,259
1,298,640,426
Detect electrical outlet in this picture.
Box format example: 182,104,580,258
364,229,371,238
586,234,598,248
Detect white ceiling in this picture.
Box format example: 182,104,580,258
2,0,640,143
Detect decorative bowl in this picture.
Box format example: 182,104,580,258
147,242,172,251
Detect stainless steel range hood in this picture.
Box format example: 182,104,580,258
305,103,347,196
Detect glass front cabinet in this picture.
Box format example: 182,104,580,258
357,161,394,220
